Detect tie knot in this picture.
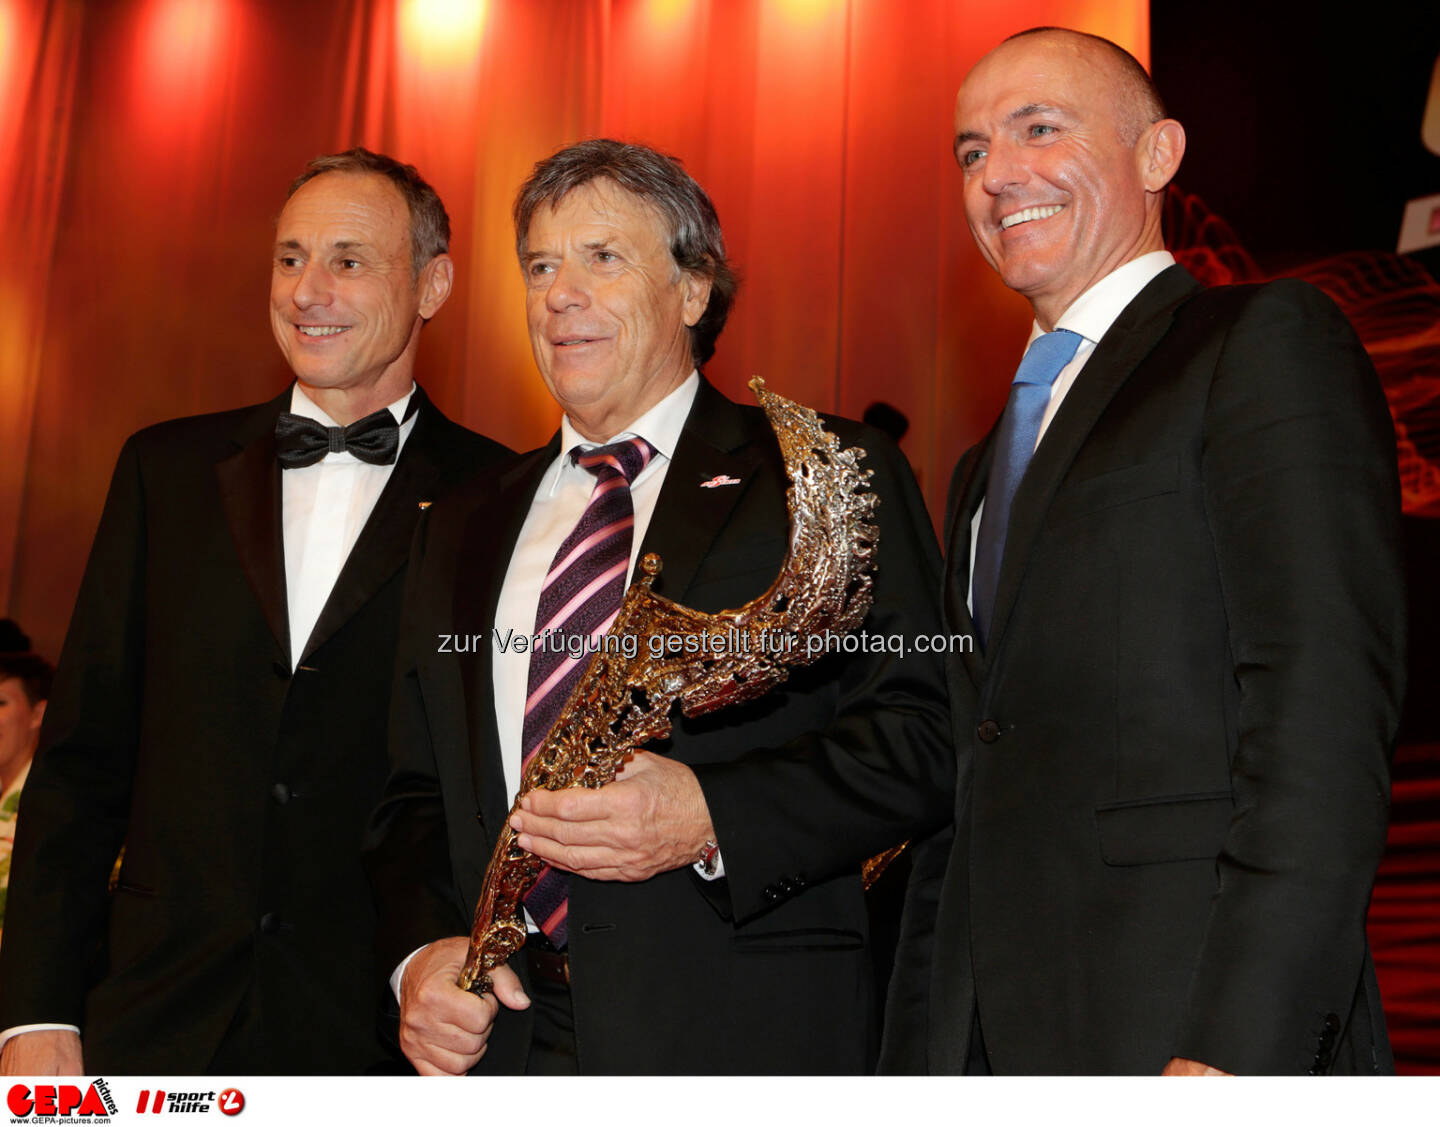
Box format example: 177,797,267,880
1013,328,1083,389
572,436,656,484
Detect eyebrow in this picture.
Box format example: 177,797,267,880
521,237,621,263
273,239,370,253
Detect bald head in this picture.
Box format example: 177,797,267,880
988,28,1166,146
951,26,1186,327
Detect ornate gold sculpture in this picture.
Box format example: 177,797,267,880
459,378,881,995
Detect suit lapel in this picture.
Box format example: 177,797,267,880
458,442,558,829
983,265,1203,658
639,378,761,604
300,388,449,663
215,390,291,662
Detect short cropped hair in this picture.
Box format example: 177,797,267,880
287,148,450,274
1007,27,1167,144
513,139,738,369
0,653,53,706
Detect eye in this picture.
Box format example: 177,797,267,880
338,258,362,271
527,260,554,277
959,147,986,169
277,254,302,269
594,250,619,264
1029,123,1058,138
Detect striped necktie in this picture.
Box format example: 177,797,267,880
521,435,657,947
970,329,1082,650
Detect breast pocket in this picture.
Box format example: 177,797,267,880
683,538,789,606
1048,456,1181,526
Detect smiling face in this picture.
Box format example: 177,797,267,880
270,172,451,417
953,33,1182,328
521,180,710,441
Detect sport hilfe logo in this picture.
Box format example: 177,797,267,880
135,1089,244,1115
7,1079,118,1119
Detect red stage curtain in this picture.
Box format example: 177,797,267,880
3,0,1436,1076
0,0,1147,656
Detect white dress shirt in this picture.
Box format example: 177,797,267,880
389,372,704,998
0,381,420,1054
491,371,698,805
967,252,1176,608
282,382,418,668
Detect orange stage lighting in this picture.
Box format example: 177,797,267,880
645,0,691,27
773,0,842,26
137,0,231,107
0,1,13,96
399,0,487,66
143,0,226,70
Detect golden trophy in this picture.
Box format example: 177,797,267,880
459,379,884,995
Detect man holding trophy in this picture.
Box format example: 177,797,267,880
364,139,955,1074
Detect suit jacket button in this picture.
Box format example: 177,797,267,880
777,877,795,894
259,912,281,934
762,885,781,903
1323,1013,1341,1035
977,719,1001,743
271,782,291,805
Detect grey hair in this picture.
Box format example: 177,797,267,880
513,139,738,368
287,147,450,275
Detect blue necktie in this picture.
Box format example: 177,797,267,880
970,329,1083,649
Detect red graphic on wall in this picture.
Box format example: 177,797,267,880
1166,186,1440,519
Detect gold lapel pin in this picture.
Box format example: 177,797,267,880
418,501,432,510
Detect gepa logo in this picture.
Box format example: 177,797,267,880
6,1079,117,1120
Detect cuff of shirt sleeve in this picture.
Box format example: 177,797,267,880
390,947,427,1003
693,846,725,881
0,1024,81,1054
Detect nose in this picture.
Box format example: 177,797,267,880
290,259,333,310
981,136,1027,197
545,257,589,313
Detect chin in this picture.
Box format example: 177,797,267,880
293,368,352,390
548,366,618,404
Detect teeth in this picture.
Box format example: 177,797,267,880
299,326,346,337
1000,205,1063,230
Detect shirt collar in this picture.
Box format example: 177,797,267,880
1027,250,1176,350
289,381,417,427
544,371,699,497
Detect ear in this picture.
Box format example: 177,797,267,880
29,699,46,735
1138,118,1185,194
417,253,455,320
681,269,713,329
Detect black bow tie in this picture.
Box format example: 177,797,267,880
274,407,404,468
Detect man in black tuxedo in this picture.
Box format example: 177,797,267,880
880,28,1405,1074
364,139,954,1074
0,149,508,1074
